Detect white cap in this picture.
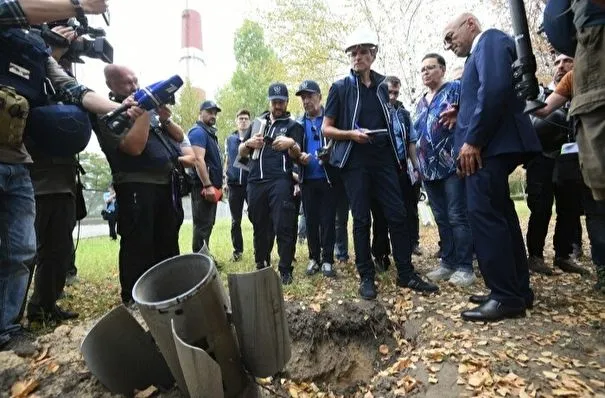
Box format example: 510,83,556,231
344,27,379,53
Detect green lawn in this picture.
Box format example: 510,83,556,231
69,200,531,318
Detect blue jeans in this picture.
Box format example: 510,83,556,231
425,174,473,272
0,163,36,340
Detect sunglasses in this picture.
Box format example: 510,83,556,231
443,20,467,48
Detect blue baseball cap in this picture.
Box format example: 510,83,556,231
295,80,321,96
268,82,289,101
200,100,221,112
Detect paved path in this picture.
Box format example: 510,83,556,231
74,201,231,239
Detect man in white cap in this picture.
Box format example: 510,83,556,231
322,28,438,299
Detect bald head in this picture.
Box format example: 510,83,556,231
443,13,482,58
104,65,138,98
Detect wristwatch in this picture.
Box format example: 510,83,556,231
70,0,86,21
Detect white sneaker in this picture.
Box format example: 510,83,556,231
426,267,455,282
449,270,476,287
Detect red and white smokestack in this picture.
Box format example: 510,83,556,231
180,8,206,99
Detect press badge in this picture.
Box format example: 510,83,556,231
560,143,579,155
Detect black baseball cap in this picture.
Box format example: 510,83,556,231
200,100,222,112
295,80,321,96
267,82,289,101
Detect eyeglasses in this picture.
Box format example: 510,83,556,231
420,64,440,73
443,20,467,49
311,125,320,140
388,90,400,96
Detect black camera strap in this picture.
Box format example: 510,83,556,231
153,122,183,170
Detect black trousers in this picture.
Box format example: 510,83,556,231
228,184,247,255
191,184,218,253
115,182,182,303
247,179,297,273
466,154,531,308
301,179,337,264
341,161,413,280
107,211,117,240
526,155,582,259
28,193,76,312
371,171,420,258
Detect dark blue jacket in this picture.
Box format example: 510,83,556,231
225,131,248,185
326,70,400,169
244,111,304,182
455,29,541,158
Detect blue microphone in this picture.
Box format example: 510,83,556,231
102,75,184,131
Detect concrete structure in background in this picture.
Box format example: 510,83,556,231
180,3,206,99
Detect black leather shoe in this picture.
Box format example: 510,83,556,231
53,305,79,320
397,273,439,293
461,299,526,322
469,294,490,305
469,294,534,309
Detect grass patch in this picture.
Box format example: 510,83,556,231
68,200,532,319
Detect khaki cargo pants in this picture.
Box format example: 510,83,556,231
571,25,605,201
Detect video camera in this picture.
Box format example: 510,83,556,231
41,14,113,64
101,75,184,133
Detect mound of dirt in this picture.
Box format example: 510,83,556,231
284,300,394,394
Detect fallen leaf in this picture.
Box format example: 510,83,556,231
468,372,485,387
288,387,300,398
428,376,438,384
543,371,558,380
134,386,158,398
379,344,389,355
10,379,39,398
589,379,605,388
363,392,374,398
552,388,580,396
35,347,49,362
497,387,510,396
429,365,440,373
309,303,321,313
47,363,59,373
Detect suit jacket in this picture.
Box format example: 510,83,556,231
455,29,541,158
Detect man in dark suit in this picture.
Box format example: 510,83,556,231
442,13,542,321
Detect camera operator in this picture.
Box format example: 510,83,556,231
24,24,85,325
531,65,605,293
526,54,587,276
322,29,438,300
0,0,111,351
93,65,186,307
238,83,304,285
